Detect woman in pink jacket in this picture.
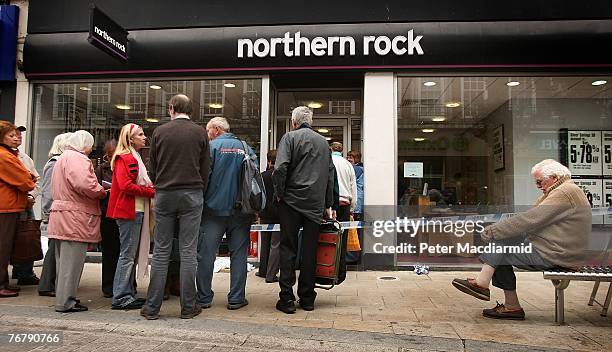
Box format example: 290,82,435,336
48,130,106,313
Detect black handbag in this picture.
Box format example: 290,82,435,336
11,219,43,263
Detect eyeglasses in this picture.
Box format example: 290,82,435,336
535,178,546,186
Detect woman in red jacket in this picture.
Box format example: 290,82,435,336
107,124,155,310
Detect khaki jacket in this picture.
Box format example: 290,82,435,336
488,177,591,269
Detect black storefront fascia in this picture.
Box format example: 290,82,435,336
24,20,612,79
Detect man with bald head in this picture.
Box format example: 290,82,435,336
141,94,211,320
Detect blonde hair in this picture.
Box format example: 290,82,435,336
111,123,141,170
48,132,73,158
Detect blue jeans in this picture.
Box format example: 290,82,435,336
197,214,252,305
144,189,203,315
112,212,143,307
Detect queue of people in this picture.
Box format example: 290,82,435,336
0,94,591,322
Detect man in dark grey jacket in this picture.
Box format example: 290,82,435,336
273,106,335,314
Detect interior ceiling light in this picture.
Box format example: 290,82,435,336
145,118,160,123
223,83,236,88
445,102,461,108
149,85,162,90
115,104,131,110
414,137,426,142
431,117,446,122
79,87,91,91
317,128,329,133
592,80,607,86
423,81,437,87
325,137,332,141
421,129,435,133
506,81,520,87
307,102,323,109
208,103,223,109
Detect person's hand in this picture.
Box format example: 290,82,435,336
324,208,332,219
26,196,35,208
480,226,493,242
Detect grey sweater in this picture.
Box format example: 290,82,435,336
149,118,211,191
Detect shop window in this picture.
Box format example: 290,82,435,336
200,80,225,116
126,82,148,115
52,83,76,122
31,78,263,176
396,75,612,265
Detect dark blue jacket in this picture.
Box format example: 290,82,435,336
204,133,257,216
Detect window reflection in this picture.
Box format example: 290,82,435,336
32,78,262,171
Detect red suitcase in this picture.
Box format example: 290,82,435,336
315,220,345,290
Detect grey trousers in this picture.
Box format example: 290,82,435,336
54,240,87,311
38,229,57,293
144,189,203,315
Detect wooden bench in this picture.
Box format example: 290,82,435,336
543,266,612,324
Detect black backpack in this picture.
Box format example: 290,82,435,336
236,140,266,214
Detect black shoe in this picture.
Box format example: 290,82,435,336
57,303,88,313
112,300,144,310
17,276,40,286
163,293,170,301
135,297,146,304
265,276,279,283
298,300,314,311
227,299,249,310
276,300,296,314
103,292,113,298
38,291,56,297
255,272,265,278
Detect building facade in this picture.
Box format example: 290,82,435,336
21,0,612,268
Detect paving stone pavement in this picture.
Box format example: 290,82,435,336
0,264,610,351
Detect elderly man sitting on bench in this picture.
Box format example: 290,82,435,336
452,159,591,320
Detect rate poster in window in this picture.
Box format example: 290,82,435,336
604,180,612,225
567,131,602,176
602,131,612,176
573,178,604,225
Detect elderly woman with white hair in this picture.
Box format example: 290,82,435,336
38,132,73,297
452,159,591,320
48,130,106,312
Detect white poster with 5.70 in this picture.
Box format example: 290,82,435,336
573,178,604,225
568,131,602,176
604,180,612,225
602,131,612,176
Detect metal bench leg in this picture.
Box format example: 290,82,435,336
601,283,612,317
551,279,570,325
588,281,600,306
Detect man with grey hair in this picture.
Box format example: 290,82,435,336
196,117,257,310
141,94,210,320
452,158,591,320
273,106,335,314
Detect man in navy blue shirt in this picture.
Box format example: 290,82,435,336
196,117,257,310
